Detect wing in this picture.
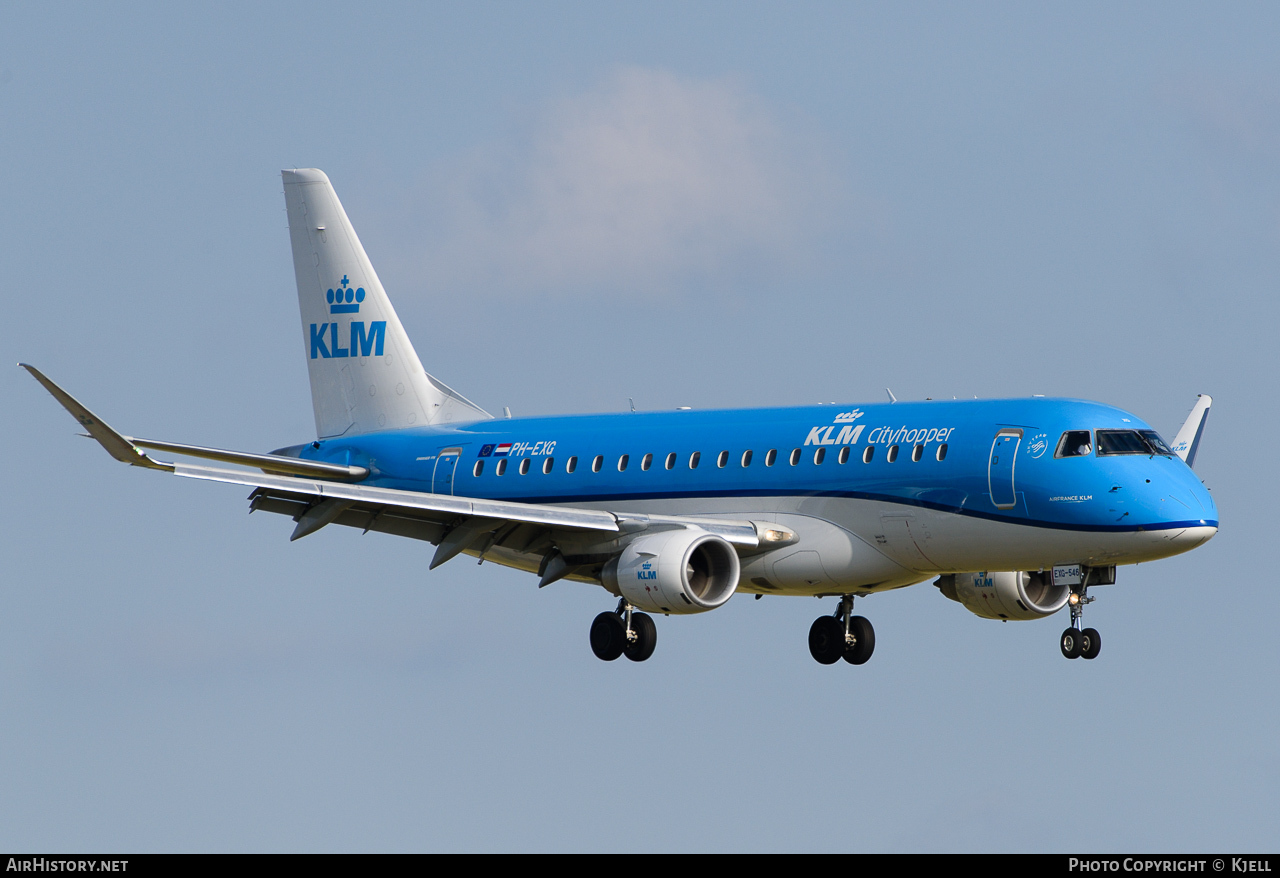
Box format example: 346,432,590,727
24,365,795,587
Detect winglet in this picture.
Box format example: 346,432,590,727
1171,394,1212,469
19,364,173,471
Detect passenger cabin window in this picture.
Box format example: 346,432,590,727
813,447,825,465
689,451,701,469
543,457,554,474
912,444,923,462
936,443,948,461
665,453,676,470
765,449,777,467
1055,431,1093,458
496,458,507,476
717,451,729,468
863,446,874,463
519,458,530,475
887,445,899,463
837,447,849,464
618,454,630,472
741,450,753,467
641,453,653,471
566,456,578,474
473,460,484,477
591,455,603,473
789,448,801,466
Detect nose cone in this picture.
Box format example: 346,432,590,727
1181,465,1218,526
1161,465,1218,553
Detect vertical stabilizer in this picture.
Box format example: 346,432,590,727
282,169,490,438
1171,394,1211,469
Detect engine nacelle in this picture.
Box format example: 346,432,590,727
603,528,741,615
936,571,1070,621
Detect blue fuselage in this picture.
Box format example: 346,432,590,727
291,397,1216,540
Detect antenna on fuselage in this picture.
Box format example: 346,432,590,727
503,407,512,419
629,398,636,413
885,388,897,403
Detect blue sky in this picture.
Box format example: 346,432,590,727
2,2,1277,851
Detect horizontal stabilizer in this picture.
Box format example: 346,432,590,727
1171,394,1212,469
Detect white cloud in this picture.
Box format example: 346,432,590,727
414,67,837,298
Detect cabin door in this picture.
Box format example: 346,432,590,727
987,430,1022,509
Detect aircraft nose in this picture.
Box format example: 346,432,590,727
1157,466,1217,550
1163,523,1217,552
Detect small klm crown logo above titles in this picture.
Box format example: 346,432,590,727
327,276,365,314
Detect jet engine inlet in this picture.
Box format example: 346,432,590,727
603,528,741,615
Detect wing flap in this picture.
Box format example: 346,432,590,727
177,462,623,534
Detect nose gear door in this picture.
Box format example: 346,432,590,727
988,430,1022,509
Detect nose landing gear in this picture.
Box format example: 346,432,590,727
809,595,875,665
590,599,657,662
1060,588,1101,660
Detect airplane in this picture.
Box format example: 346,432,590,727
22,168,1218,666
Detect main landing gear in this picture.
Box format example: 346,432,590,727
808,595,875,666
1060,587,1101,660
590,599,657,663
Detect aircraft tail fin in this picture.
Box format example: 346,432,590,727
1171,394,1211,469
281,169,490,438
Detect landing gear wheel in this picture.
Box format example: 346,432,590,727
1060,627,1083,659
590,612,626,661
809,615,845,665
624,612,657,662
842,615,875,665
1080,627,1101,660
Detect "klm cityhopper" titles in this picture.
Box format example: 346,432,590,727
801,406,956,448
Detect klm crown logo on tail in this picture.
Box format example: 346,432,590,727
310,275,386,360
327,275,364,314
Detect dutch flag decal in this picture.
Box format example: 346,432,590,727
494,443,512,457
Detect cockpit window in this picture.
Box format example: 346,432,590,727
1139,430,1174,456
1055,430,1093,458
1096,430,1154,455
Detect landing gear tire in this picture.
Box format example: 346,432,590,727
843,616,875,665
809,615,845,665
1080,627,1101,660
590,612,627,661
624,612,657,662
1060,627,1083,660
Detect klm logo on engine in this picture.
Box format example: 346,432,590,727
637,561,657,581
311,275,386,359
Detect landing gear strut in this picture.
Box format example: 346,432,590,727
1060,587,1101,660
809,595,875,665
590,599,657,662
